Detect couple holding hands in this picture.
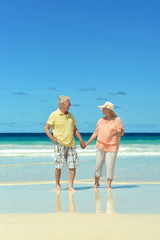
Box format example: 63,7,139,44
44,95,124,192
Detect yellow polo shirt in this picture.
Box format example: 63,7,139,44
47,108,76,147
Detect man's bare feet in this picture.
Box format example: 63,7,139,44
68,187,77,192
94,183,100,188
55,184,61,191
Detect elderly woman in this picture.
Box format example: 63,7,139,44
86,102,124,190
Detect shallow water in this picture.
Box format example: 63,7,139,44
0,133,160,184
0,183,160,214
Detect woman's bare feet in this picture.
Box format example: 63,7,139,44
107,179,112,191
94,176,100,188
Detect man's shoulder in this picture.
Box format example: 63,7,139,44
50,109,59,116
68,111,74,116
68,112,75,119
47,109,59,121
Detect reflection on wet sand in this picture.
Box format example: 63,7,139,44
55,191,62,212
55,188,115,213
55,191,76,213
94,189,115,214
106,191,115,214
68,191,76,212
94,188,103,213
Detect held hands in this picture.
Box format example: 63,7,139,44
80,140,86,149
52,137,57,144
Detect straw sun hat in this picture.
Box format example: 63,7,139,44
97,101,117,116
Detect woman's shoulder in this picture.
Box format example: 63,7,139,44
114,116,121,121
97,117,105,124
100,117,106,122
114,116,123,126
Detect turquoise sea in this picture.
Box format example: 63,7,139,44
0,133,160,214
0,133,160,184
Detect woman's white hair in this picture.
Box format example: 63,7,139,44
58,95,70,107
110,109,117,117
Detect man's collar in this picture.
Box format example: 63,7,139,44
57,108,69,115
57,108,63,115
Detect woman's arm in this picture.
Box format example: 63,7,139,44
113,117,124,137
86,127,98,146
112,129,124,137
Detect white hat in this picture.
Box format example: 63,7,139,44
98,101,117,115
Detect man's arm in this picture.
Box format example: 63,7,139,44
44,123,57,144
74,126,86,149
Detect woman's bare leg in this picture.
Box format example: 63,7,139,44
94,176,100,188
107,178,112,191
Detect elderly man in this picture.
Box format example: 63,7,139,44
44,95,85,191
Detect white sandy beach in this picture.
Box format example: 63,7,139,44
0,213,160,240
0,183,160,240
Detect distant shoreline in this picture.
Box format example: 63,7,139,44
0,132,160,135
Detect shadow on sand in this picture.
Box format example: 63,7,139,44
98,184,140,190
62,186,93,191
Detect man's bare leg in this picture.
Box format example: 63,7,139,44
94,176,100,188
55,191,61,212
68,168,77,192
55,168,61,191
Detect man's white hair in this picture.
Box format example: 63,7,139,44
58,95,70,107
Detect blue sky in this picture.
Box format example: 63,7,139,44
0,0,160,133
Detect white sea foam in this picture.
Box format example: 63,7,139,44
0,144,160,157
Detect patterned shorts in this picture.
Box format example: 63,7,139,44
54,141,79,169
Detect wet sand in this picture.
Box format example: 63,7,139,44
0,182,160,239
